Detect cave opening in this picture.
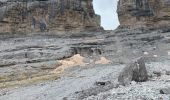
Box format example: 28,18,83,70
93,0,119,30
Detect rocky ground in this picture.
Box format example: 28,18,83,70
1,30,170,100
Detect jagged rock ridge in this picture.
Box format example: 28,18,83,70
0,0,102,33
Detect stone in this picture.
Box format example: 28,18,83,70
160,88,170,94
130,81,136,85
166,71,170,75
153,71,161,77
95,81,111,86
117,0,170,30
143,52,149,55
40,61,62,70
118,57,148,86
0,0,102,33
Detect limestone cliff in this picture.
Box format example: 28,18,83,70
0,0,102,33
117,0,170,30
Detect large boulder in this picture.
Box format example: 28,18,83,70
118,57,148,86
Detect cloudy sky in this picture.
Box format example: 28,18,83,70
93,0,119,30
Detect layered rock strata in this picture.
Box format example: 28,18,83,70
117,0,170,30
0,0,102,33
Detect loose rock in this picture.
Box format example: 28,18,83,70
153,71,161,77
166,71,170,75
160,88,170,94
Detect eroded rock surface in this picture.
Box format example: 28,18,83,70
117,0,170,30
0,0,102,33
0,32,107,88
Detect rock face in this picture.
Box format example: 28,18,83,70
117,0,170,30
118,58,148,86
0,0,102,33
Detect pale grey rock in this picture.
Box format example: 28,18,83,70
160,88,170,94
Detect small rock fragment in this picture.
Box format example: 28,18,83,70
130,81,136,85
168,51,170,56
153,55,158,58
143,52,149,55
96,82,106,86
166,71,170,75
95,81,111,86
63,97,68,100
153,71,161,77
160,88,170,94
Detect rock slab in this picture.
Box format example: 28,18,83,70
118,57,148,86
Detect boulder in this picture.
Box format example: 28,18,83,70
118,57,148,86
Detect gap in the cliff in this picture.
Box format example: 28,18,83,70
93,0,119,30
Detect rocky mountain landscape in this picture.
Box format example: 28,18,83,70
1,0,170,100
